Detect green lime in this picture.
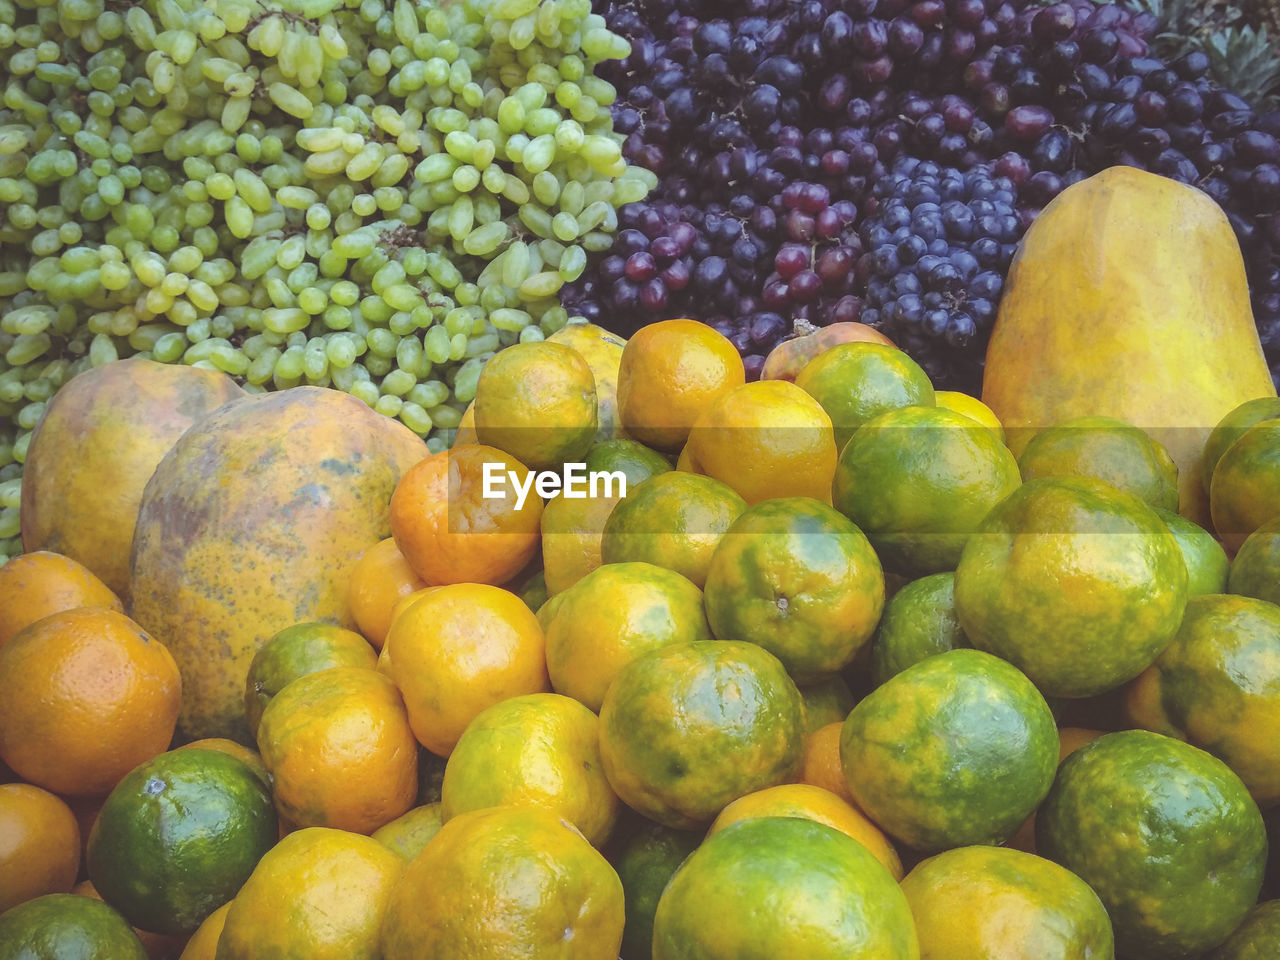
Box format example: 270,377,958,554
1154,508,1230,596
794,341,935,452
841,648,1058,852
1017,415,1179,512
86,748,277,935
832,405,1022,578
1037,730,1267,959
611,821,702,960
869,572,969,687
702,497,885,682
243,621,376,737
1229,516,1280,607
0,894,148,960
954,476,1188,699
652,816,917,959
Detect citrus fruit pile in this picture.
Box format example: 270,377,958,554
1,314,1280,959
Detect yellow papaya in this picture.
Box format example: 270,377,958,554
128,387,428,744
20,358,245,601
982,165,1276,526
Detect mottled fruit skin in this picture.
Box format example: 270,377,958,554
901,845,1115,960
1128,594,1280,807
983,166,1276,527
1037,730,1268,960
128,387,428,743
1229,516,1280,607
954,477,1188,699
841,648,1059,852
760,322,896,382
0,893,148,960
20,358,244,601
652,817,918,960
702,497,885,682
1205,900,1280,960
598,640,806,830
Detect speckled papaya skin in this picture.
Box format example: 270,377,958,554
128,387,428,744
982,166,1276,527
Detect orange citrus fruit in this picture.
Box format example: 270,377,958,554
382,582,549,757
798,676,856,734
1230,515,1280,607
215,826,403,960
934,390,1005,442
1210,417,1280,552
1037,730,1267,959
610,821,702,960
801,721,858,806
370,803,444,863
617,318,745,452
1017,415,1180,512
177,900,231,960
380,805,625,960
474,340,598,470
441,692,619,847
175,739,271,790
1206,900,1280,959
242,620,376,738
1155,507,1230,596
0,607,181,797
600,470,747,588
794,341,935,451
544,560,711,712
841,649,1059,852
0,783,80,913
709,783,902,880
1125,594,1280,806
0,893,148,959
868,571,969,686
256,666,418,834
1201,397,1280,494
598,640,806,829
347,537,427,650
703,497,885,681
832,404,1022,577
388,444,543,588
74,878,197,960
901,844,1114,960
652,817,917,960
545,321,629,443
954,476,1189,699
684,379,838,504
0,550,122,649
87,748,276,936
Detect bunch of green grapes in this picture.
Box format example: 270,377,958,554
0,0,654,562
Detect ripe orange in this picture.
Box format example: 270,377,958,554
370,803,444,863
380,805,625,960
256,667,418,834
177,901,231,960
389,444,543,588
901,845,1114,959
708,783,903,880
617,318,745,452
474,340,599,470
0,551,122,649
216,826,404,960
1210,417,1280,552
347,538,427,650
684,380,839,505
242,620,377,738
382,582,550,757
0,607,181,797
0,783,80,913
545,321,629,443
175,739,271,790
800,721,858,806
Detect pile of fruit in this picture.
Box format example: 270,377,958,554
2,161,1280,957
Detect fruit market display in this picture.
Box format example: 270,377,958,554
5,0,1280,955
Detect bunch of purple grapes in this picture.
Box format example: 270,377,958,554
566,0,1280,389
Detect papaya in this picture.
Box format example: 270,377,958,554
128,387,428,744
20,358,245,601
981,166,1276,527
760,320,896,382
